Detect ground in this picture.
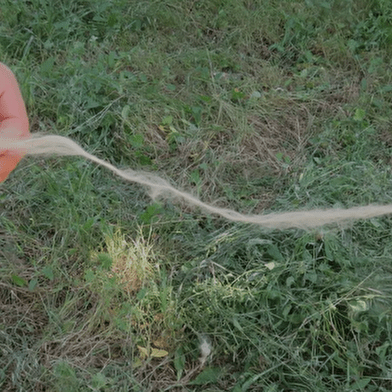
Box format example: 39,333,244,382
1,0,392,391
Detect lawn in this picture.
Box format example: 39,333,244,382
2,0,392,391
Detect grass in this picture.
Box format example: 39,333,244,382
2,0,392,390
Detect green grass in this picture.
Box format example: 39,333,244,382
2,0,392,390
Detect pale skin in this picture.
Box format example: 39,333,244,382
0,62,30,182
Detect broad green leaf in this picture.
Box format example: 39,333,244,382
161,116,173,125
351,378,371,390
174,347,185,380
11,274,27,287
84,269,95,283
353,108,366,121
128,134,144,149
28,278,38,292
250,91,262,98
121,105,131,120
91,373,108,389
166,84,176,91
189,367,221,385
40,57,55,74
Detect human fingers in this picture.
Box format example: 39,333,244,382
0,63,30,182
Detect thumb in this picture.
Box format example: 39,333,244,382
0,126,28,152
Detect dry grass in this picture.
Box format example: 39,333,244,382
104,229,157,294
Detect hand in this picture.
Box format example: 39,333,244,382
0,62,30,183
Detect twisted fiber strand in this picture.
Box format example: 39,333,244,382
2,134,392,230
